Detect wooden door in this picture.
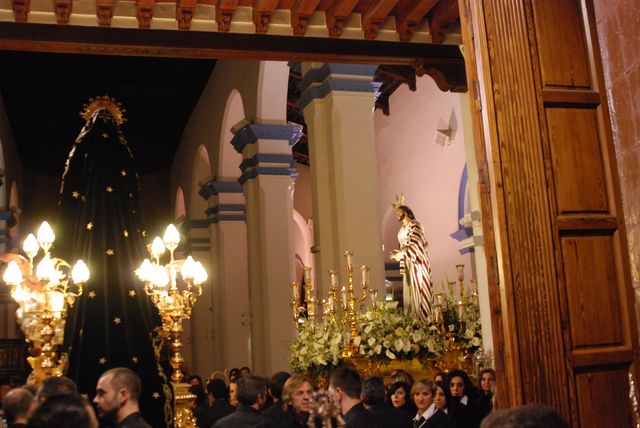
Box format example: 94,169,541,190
460,0,639,425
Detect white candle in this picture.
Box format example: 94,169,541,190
341,286,348,308
330,270,338,289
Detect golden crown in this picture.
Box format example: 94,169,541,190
391,194,405,210
80,95,126,125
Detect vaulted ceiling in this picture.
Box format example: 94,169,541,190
0,0,466,175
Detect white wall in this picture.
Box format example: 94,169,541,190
375,75,474,289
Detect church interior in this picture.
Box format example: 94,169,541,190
0,1,638,427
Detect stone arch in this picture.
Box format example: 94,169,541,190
293,209,313,281
191,145,211,218
175,186,186,222
218,89,245,180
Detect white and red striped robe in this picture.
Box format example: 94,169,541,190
398,219,433,321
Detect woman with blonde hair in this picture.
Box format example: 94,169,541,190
411,379,452,428
278,375,314,428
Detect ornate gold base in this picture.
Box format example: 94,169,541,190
172,382,196,428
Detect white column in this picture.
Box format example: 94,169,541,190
200,180,251,371
231,122,302,375
186,218,214,377
299,63,385,298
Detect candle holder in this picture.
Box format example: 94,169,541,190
1,221,89,384
135,224,207,428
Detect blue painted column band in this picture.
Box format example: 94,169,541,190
230,122,302,185
199,179,243,200
206,203,247,223
298,63,382,110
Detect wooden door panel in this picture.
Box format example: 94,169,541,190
547,107,608,214
532,0,591,88
561,235,623,348
575,369,633,427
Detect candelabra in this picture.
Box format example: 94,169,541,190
135,224,207,428
1,221,89,384
290,250,378,357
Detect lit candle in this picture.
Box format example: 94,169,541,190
291,282,300,300
330,270,338,289
344,251,352,267
341,286,348,309
360,266,369,286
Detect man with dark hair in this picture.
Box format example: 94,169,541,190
27,394,90,428
480,403,568,428
198,379,235,428
93,367,151,428
262,371,290,424
329,367,381,428
35,376,78,403
213,375,275,428
361,376,404,428
2,388,34,427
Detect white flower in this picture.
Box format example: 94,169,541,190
385,349,396,359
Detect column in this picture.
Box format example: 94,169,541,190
299,63,385,297
231,122,302,375
199,179,251,371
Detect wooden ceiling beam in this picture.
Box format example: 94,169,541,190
176,0,197,29
136,0,155,28
216,0,239,31
361,0,400,39
291,0,321,35
427,0,458,44
325,0,358,37
253,0,278,33
395,0,438,41
12,0,29,22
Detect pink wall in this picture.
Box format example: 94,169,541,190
594,0,640,328
374,75,473,287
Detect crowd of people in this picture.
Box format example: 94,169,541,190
0,366,568,428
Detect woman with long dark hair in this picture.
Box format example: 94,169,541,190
387,381,415,426
446,370,479,428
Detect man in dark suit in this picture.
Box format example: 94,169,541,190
2,387,33,428
329,367,382,428
262,371,290,425
198,379,235,428
213,375,275,428
93,367,151,428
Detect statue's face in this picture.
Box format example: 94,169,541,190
395,208,405,221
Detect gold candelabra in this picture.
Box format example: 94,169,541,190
135,224,207,428
290,250,378,357
1,221,90,384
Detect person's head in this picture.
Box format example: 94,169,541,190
229,380,238,406
389,369,414,386
479,369,496,395
480,403,569,428
36,376,78,403
206,378,229,401
268,371,291,402
93,367,142,423
239,367,251,376
228,368,241,383
433,372,446,384
387,381,411,409
27,394,90,428
361,376,385,408
447,370,474,398
3,387,34,424
235,375,267,410
188,375,202,386
0,376,12,403
189,384,207,408
433,381,451,411
395,206,415,222
329,367,361,400
411,380,435,414
282,375,313,414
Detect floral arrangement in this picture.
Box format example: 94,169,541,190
436,280,483,353
353,301,443,361
288,319,343,374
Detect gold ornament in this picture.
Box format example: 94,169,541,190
80,96,127,125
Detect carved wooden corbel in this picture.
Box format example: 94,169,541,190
12,0,29,22
136,0,155,28
95,0,113,27
53,0,72,24
414,58,467,93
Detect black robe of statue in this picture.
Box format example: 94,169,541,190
57,105,170,427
